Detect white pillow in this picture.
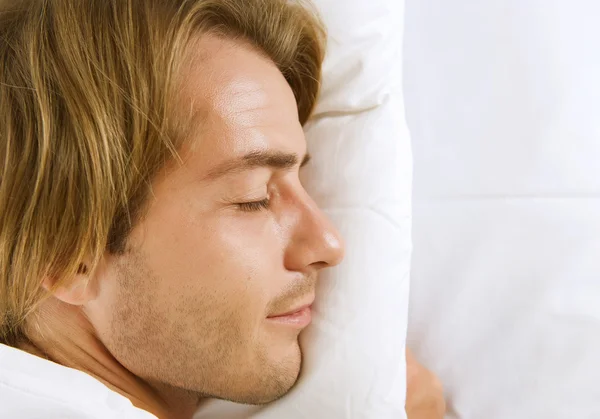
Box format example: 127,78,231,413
405,1,600,418
194,0,411,417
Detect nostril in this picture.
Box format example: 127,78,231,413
311,261,329,271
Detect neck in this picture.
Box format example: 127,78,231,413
18,299,201,419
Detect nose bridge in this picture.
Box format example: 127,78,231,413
288,188,345,269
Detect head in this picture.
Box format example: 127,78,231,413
0,0,344,406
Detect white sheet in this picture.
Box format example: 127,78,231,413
0,344,155,418
194,0,411,417
405,1,600,418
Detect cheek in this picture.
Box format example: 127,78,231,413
137,201,286,319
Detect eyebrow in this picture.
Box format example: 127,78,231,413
204,150,311,180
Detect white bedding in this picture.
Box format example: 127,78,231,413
194,0,411,418
405,1,600,418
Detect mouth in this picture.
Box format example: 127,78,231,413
267,303,313,328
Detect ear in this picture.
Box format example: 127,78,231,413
41,259,101,306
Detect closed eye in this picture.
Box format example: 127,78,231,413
237,198,270,212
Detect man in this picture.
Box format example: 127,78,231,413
0,0,445,418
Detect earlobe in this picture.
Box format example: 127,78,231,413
41,263,96,306
53,280,91,306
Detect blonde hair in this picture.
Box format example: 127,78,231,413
0,0,325,345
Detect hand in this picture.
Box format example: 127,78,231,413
406,349,446,419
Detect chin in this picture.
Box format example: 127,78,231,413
235,342,302,405
248,371,299,405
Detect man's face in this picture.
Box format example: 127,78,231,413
85,36,344,404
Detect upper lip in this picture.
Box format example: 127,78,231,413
268,298,314,318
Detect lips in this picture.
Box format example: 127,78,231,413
267,300,314,328
268,303,312,318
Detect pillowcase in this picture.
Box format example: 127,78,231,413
405,1,600,418
194,0,411,417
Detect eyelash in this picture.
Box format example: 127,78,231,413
237,198,271,212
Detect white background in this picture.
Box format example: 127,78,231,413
405,1,600,418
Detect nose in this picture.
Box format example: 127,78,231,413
283,191,345,273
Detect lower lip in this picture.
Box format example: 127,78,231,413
267,307,312,328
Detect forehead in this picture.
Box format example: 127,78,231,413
174,35,304,162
